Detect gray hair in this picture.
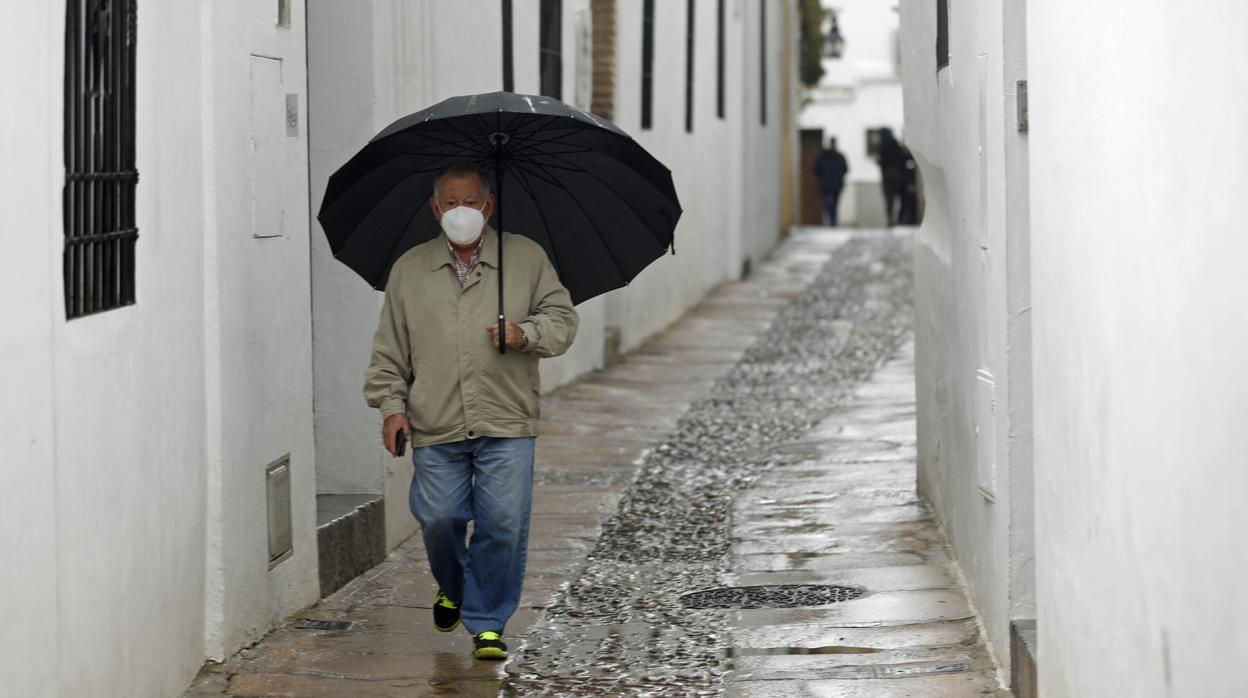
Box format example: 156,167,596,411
433,162,492,200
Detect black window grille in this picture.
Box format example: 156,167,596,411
64,0,139,320
716,0,725,119
502,0,514,91
937,0,950,70
539,0,562,98
759,0,767,125
641,0,655,129
684,0,695,133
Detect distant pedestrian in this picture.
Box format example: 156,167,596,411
364,163,578,661
898,148,919,226
813,137,849,226
876,128,913,227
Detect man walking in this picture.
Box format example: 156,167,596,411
813,137,849,226
364,163,578,660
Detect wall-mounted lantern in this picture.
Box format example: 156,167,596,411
823,9,843,59
824,10,846,59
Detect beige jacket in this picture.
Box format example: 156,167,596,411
363,226,578,446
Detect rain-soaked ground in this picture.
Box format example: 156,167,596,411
186,228,1005,697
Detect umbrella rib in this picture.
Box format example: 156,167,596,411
328,138,492,207
470,112,546,162
517,150,674,252
498,161,571,284
331,159,452,251
508,147,605,163
387,127,493,158
434,117,492,160
520,140,681,209
499,116,568,156
374,196,434,289
505,158,630,287
505,125,589,156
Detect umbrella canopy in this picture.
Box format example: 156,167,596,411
318,91,682,306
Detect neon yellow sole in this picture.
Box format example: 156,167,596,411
434,618,460,633
473,646,508,660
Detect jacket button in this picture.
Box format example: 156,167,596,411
468,430,476,438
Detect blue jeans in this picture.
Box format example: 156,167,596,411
409,436,535,634
822,190,842,226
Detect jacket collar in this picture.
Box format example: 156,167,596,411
430,225,499,271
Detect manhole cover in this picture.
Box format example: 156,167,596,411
679,584,865,610
293,619,356,631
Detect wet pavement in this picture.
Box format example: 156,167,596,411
185,228,1005,697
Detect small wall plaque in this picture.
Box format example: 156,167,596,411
1017,80,1029,133
285,93,299,138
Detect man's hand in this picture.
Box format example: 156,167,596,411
485,320,527,350
382,413,412,457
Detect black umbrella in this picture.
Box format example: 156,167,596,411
318,91,682,354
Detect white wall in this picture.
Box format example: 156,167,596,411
1028,1,1248,695
611,0,786,350
0,5,71,697
0,4,212,696
202,0,319,660
307,0,390,505
900,0,1019,680
1001,0,1034,626
1,2,322,693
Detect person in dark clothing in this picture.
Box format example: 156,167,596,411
875,128,921,226
897,144,919,225
813,138,849,226
876,128,907,226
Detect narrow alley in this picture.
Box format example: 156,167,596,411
185,229,1000,697
10,2,1248,696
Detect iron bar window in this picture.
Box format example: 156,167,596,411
64,0,139,319
641,0,655,129
539,0,562,98
502,0,514,91
759,0,767,125
716,0,725,119
684,0,695,133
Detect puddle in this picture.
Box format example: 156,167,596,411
726,645,883,657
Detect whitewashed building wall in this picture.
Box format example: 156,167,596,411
1028,1,1248,695
902,0,1248,695
899,0,1031,685
0,1,320,695
200,0,320,662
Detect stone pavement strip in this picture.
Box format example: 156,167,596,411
185,229,1004,698
719,341,1004,697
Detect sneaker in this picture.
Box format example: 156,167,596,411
432,591,460,632
472,630,508,660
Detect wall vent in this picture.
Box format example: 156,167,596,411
976,370,997,501
267,455,293,568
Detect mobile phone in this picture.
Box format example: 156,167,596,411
395,430,407,457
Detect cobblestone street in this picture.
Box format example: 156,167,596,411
186,229,1002,697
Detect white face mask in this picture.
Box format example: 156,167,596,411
438,201,487,245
